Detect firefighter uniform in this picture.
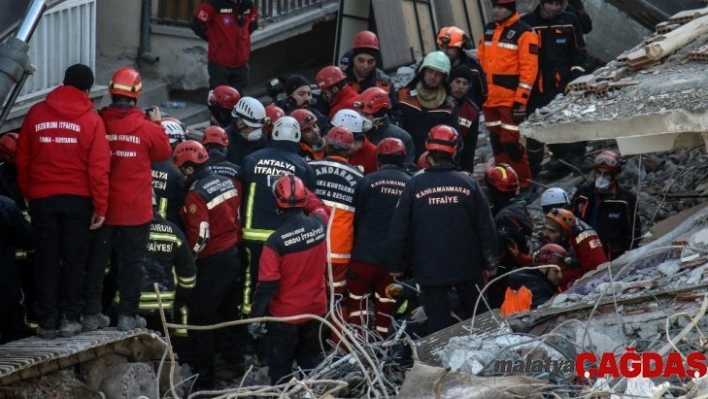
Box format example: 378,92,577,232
346,68,400,119
151,159,185,227
349,137,378,175
180,167,242,389
309,156,364,293
397,87,458,160
225,123,269,167
388,164,498,334
206,150,244,205
561,218,608,289
477,12,538,189
348,164,411,336
364,119,416,166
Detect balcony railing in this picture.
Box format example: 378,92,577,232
156,0,336,26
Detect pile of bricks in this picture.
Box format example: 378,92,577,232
688,44,708,62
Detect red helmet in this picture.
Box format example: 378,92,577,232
172,140,209,167
532,243,570,268
315,66,346,90
290,109,318,131
485,163,520,194
264,104,285,135
594,150,622,173
273,174,308,209
353,31,380,51
209,85,241,110
417,151,431,170
376,137,406,157
546,208,575,233
108,67,142,99
0,132,19,164
425,125,459,155
437,26,467,48
356,87,392,114
325,126,354,151
202,126,229,147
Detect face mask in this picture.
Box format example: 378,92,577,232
595,176,611,191
244,129,263,142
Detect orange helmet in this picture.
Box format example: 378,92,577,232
0,132,19,164
594,150,622,173
356,87,392,114
202,126,229,147
209,85,241,110
532,244,570,268
290,109,318,131
172,140,209,167
109,67,142,99
315,66,346,90
352,31,380,51
546,208,575,233
273,175,308,209
264,104,285,135
325,126,354,151
376,137,406,157
437,26,467,48
485,163,520,194
425,125,459,155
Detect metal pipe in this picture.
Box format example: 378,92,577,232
15,0,47,43
0,71,30,129
139,0,159,64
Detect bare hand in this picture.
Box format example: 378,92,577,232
147,106,162,122
89,214,105,230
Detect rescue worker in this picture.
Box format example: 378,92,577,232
565,0,592,34
522,0,588,180
436,26,487,109
309,126,363,302
388,125,498,334
356,87,415,166
291,109,325,162
84,66,173,333
249,175,330,385
202,125,243,195
398,51,458,160
241,117,316,317
540,186,571,214
191,0,259,92
0,195,33,343
276,74,330,136
0,133,24,209
314,65,360,120
263,103,285,138
152,117,187,227
226,96,269,166
330,109,377,175
174,140,243,391
484,163,534,308
447,66,481,172
572,150,641,260
208,85,241,127
477,0,538,196
543,208,608,289
349,138,412,337
500,243,568,316
17,64,110,339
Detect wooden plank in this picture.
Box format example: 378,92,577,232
416,1,437,55
372,0,414,69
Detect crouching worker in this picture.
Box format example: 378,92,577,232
249,175,330,385
500,243,569,316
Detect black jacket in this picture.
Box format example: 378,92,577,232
0,195,32,273
352,165,412,267
152,160,185,228
0,162,25,211
388,164,498,285
493,197,534,265
365,117,416,165
508,269,557,309
397,85,458,160
456,54,488,110
567,0,592,34
225,124,269,167
572,183,641,260
206,151,242,182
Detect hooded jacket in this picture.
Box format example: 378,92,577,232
17,85,110,216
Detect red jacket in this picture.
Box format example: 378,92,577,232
350,136,377,175
100,106,172,225
327,85,361,120
562,219,608,289
17,85,111,215
191,0,258,68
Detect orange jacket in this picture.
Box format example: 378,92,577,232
477,12,539,107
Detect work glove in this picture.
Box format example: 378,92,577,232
385,283,403,299
248,322,267,339
410,306,427,323
512,102,526,124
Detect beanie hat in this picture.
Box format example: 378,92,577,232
352,47,380,61
493,0,516,12
448,66,474,84
285,74,310,96
63,64,94,91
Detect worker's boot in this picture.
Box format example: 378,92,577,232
117,314,147,331
82,313,111,332
59,317,82,338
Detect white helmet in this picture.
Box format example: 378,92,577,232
540,187,570,208
160,117,186,144
232,97,266,128
271,116,301,143
330,109,373,134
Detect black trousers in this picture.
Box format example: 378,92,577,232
0,259,28,343
208,62,248,93
188,245,242,386
30,195,92,328
264,319,323,385
84,223,150,316
421,279,486,335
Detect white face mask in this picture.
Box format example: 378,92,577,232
244,129,263,141
595,176,611,191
